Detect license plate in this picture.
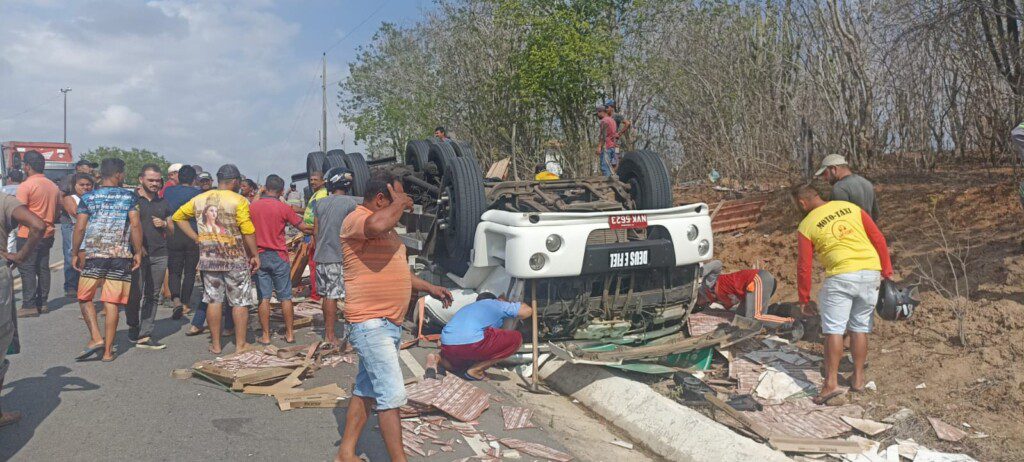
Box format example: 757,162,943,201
608,214,648,230
609,249,650,269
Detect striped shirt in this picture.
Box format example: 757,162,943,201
341,205,411,325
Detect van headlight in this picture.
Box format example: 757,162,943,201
529,253,546,271
687,225,699,241
698,239,710,256
545,234,562,252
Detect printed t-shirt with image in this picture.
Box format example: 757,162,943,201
77,186,138,259
171,189,254,272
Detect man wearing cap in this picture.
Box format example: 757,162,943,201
172,164,260,354
605,99,632,152
160,163,183,198
815,154,880,222
197,171,213,192
595,104,618,177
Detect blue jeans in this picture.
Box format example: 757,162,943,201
61,222,79,293
255,252,292,301
349,318,406,410
600,147,616,176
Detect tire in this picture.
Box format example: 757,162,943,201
617,150,673,210
436,156,486,275
405,140,430,173
427,140,458,180
325,149,347,172
449,140,482,176
303,185,312,204
343,152,371,197
306,151,326,178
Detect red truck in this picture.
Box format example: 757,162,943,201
0,141,76,185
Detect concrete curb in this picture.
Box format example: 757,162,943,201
538,359,790,462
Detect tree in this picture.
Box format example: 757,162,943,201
80,147,170,184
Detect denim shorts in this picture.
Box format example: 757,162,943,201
349,318,407,410
255,252,292,301
818,270,881,335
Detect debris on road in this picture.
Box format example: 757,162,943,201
928,417,968,442
501,406,536,430
499,438,574,462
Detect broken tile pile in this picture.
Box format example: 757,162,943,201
676,316,983,461
187,342,354,412
399,374,574,460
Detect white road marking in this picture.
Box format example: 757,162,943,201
399,349,426,378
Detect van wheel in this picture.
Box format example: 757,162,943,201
406,140,430,173
435,156,485,275
428,140,458,181
617,150,672,210
325,149,347,172
343,152,371,197
306,151,326,178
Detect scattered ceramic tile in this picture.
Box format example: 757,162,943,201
754,367,814,401
912,449,978,462
928,417,968,442
501,406,537,430
895,439,920,460
915,383,927,389
840,416,892,436
864,381,877,391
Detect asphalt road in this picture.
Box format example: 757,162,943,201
0,242,643,461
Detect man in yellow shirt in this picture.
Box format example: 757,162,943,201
173,164,260,354
792,184,891,404
303,172,327,301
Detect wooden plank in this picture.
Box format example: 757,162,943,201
192,364,236,384
231,367,296,390
768,437,868,454
703,392,774,441
241,366,307,395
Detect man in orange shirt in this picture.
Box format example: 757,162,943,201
15,151,60,318
336,172,452,462
792,184,891,404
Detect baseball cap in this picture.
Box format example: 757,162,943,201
216,164,242,180
168,163,183,173
604,98,616,108
814,154,848,176
198,172,212,181
75,159,98,168
594,103,606,113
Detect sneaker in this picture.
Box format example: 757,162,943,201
136,338,166,350
16,308,38,318
171,307,183,320
128,328,141,343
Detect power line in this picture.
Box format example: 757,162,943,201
0,94,62,121
322,0,390,56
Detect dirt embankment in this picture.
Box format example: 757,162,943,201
684,167,1024,461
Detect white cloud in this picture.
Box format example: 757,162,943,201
89,105,143,135
0,0,312,178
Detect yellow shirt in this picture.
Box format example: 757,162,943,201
172,189,254,271
303,187,328,225
797,201,881,277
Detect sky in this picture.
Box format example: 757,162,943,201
0,0,430,181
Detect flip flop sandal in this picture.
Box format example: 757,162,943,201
184,327,205,337
257,339,272,346
457,371,485,382
101,355,116,362
75,344,104,361
812,388,848,405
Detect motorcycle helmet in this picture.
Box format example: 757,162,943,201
324,167,354,192
876,279,919,321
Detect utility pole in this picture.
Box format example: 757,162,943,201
60,88,72,143
321,53,328,152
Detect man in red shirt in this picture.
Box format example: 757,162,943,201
250,174,311,344
15,151,61,318
595,104,618,176
159,163,182,198
698,260,796,330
